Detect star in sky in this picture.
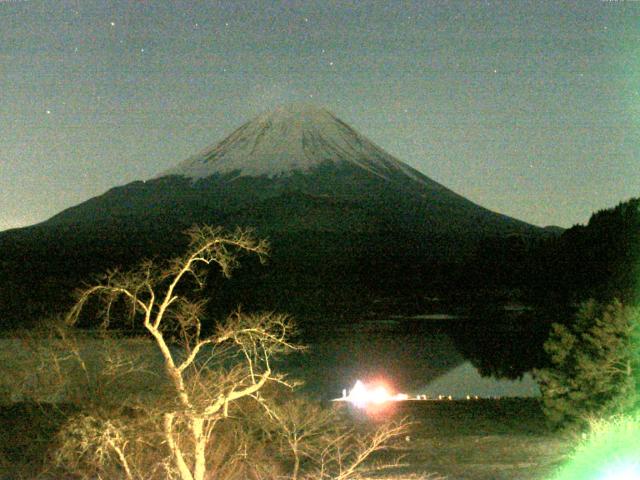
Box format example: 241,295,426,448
0,0,638,231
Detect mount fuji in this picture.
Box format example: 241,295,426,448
161,102,433,182
0,103,552,326
44,103,538,237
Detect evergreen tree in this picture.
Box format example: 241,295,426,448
534,299,640,428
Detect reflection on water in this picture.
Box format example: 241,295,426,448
284,312,548,400
420,362,539,399
0,309,548,403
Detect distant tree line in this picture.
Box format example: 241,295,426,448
530,197,640,306
434,197,640,383
0,197,637,332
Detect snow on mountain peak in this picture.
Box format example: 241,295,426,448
159,103,426,183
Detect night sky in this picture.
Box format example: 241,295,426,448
1,0,638,231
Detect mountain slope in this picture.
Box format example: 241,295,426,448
46,103,538,239
0,103,551,327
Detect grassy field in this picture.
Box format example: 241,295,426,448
0,398,574,480
356,399,573,480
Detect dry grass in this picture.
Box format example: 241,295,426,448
348,399,573,480
0,399,573,480
0,333,572,480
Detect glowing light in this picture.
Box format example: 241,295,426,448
348,380,382,408
599,461,640,480
342,380,406,409
550,413,640,480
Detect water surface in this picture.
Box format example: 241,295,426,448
286,315,541,400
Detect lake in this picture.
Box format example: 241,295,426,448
0,311,544,404
285,314,542,400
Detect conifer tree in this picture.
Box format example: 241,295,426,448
535,299,640,428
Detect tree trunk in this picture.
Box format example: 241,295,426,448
164,413,194,480
192,417,207,480
292,451,300,480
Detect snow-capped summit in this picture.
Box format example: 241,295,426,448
39,102,541,242
160,103,425,183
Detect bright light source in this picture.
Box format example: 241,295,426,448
342,380,404,409
347,380,387,408
600,461,640,480
551,412,640,480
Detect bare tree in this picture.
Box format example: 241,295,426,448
61,226,302,480
312,418,409,480
47,225,411,480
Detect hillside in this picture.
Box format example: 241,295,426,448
530,197,640,305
